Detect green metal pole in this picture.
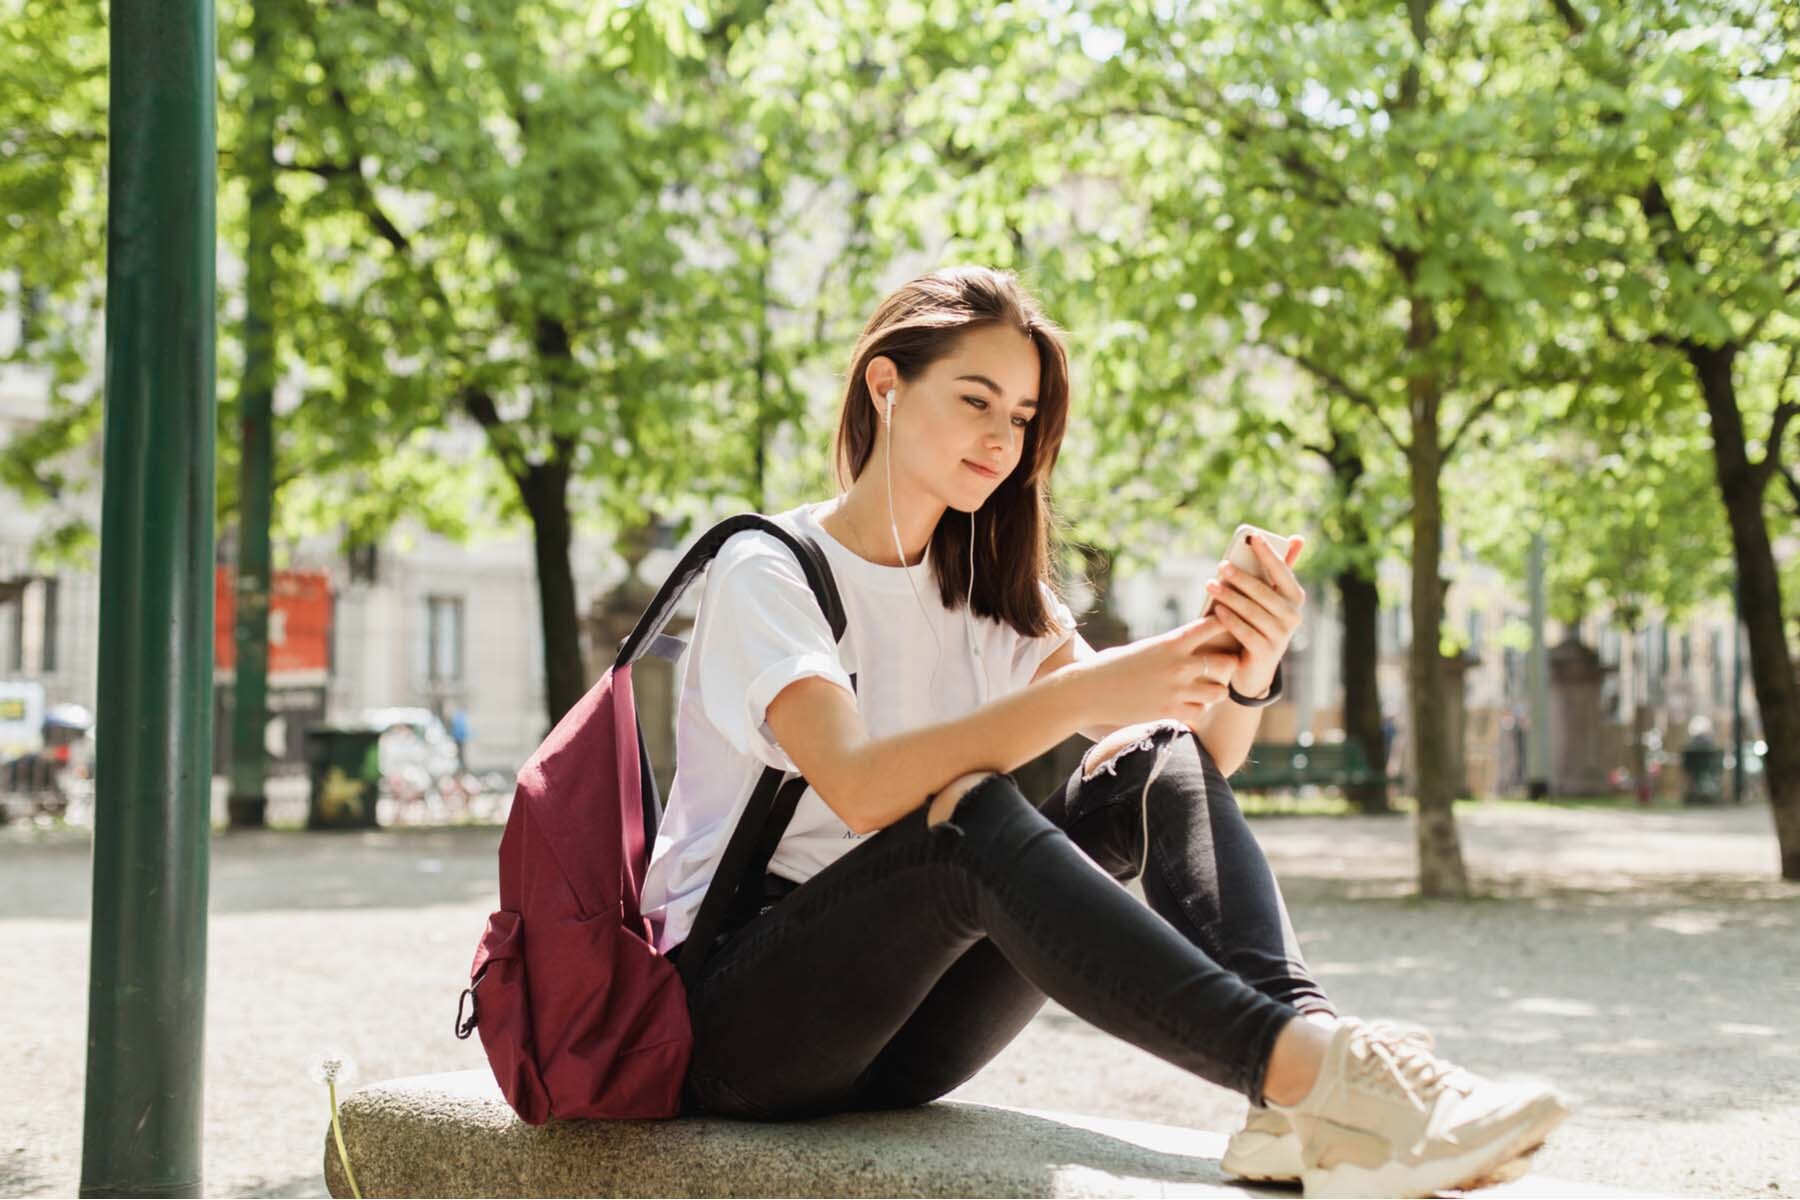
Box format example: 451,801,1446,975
228,0,279,830
80,0,216,1189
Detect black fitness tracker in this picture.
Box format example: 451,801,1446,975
1228,660,1284,708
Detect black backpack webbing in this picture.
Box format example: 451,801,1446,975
613,513,854,994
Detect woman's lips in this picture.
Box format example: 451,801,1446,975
963,460,1000,479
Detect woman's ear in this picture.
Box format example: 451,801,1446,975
864,356,897,419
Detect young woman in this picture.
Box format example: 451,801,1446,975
639,266,1565,1199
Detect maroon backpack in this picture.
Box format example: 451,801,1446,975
455,514,847,1121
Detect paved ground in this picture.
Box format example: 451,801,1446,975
3,801,1796,1198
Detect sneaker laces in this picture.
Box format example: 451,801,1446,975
1347,1020,1471,1109
1365,1019,1436,1052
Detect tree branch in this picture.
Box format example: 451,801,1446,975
1089,98,1356,213
1443,385,1507,462
1752,344,1799,488
1764,400,1798,474
303,79,424,265
1781,462,1800,519
281,159,360,180
1601,309,1685,353
1549,0,1588,35
1742,270,1800,344
459,386,532,480
1279,346,1411,454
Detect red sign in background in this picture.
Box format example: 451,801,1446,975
214,568,332,677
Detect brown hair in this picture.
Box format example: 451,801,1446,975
833,266,1072,638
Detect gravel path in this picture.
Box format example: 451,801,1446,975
3,802,1796,1198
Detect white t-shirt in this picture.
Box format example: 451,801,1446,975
639,501,1079,953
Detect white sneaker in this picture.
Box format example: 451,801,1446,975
1222,1105,1542,1189
1221,1102,1306,1182
1223,1022,1436,1185
1268,1017,1568,1199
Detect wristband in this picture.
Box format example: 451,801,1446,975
1228,661,1284,708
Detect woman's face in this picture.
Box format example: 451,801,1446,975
875,324,1041,514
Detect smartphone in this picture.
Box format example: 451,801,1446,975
1195,523,1294,652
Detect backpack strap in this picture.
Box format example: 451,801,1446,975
608,514,851,994
675,769,812,993
614,513,847,671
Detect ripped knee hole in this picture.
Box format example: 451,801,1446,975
928,772,998,828
1080,718,1189,781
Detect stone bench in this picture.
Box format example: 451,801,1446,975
323,1069,1632,1198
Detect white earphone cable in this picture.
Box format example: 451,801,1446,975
885,390,946,682
885,387,991,710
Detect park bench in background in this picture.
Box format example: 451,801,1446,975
323,1070,1632,1198
1233,740,1399,793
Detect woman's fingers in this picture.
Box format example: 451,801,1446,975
1176,613,1231,650
1248,533,1306,602
1212,567,1295,627
1206,651,1242,683
1185,675,1230,705
1206,585,1277,652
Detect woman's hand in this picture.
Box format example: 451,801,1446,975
1202,533,1307,697
1070,618,1243,731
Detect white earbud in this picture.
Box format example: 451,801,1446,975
885,387,895,425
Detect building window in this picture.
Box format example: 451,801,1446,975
348,542,379,585
1633,627,1649,706
6,589,20,673
41,577,58,674
19,285,46,345
1710,628,1725,704
426,596,465,683
1679,629,1691,677
1648,622,1666,705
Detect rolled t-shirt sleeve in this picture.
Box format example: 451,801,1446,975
1007,580,1080,692
692,534,855,772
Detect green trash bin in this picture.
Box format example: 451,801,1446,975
1681,743,1725,806
305,726,382,829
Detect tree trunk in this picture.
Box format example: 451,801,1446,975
1329,445,1392,815
1691,344,1800,879
1629,694,1652,805
1339,565,1391,814
1405,296,1470,898
227,0,279,830
1388,0,1467,895
516,458,586,731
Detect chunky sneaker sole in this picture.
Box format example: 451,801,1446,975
1299,1088,1568,1199
1226,1113,1549,1189
1221,1106,1306,1182
1226,1023,1438,1186
1271,1018,1571,1200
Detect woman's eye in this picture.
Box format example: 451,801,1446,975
966,394,1032,430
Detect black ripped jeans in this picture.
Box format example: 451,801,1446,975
668,721,1335,1121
